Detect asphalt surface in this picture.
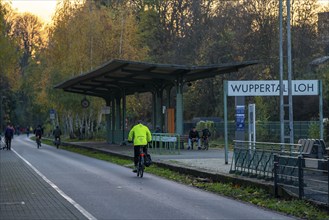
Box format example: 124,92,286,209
0,136,296,220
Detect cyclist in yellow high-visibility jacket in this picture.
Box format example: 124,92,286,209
128,120,152,172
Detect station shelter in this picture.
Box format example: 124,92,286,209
55,59,257,144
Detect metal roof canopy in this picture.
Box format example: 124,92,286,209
55,59,258,143
55,59,258,99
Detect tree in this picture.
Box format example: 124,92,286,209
0,1,19,127
43,0,148,137
10,13,44,75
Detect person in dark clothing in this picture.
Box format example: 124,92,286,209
201,128,211,150
34,125,43,143
188,127,201,150
26,126,30,137
201,128,211,141
53,126,62,141
155,126,162,133
4,124,14,150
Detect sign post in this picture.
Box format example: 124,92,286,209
248,104,256,149
49,109,56,129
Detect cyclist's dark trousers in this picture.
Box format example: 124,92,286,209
55,136,61,142
5,137,12,150
134,145,147,166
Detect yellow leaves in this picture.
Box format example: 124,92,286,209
49,2,148,77
6,69,21,91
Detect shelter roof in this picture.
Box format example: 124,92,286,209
55,59,258,99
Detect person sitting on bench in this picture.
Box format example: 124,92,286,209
188,127,201,150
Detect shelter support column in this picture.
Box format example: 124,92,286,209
115,96,121,130
111,96,115,144
105,99,111,143
122,90,126,142
165,87,171,133
152,93,156,130
176,79,184,135
155,89,162,131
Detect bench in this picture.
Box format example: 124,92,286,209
179,134,205,149
297,138,327,159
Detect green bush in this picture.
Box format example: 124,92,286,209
196,120,215,136
308,121,320,139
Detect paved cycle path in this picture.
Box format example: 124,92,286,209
0,149,88,220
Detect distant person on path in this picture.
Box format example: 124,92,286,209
16,125,20,135
26,126,30,137
188,127,201,150
128,120,152,172
34,125,43,144
4,123,14,150
53,126,62,142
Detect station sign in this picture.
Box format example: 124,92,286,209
227,80,319,96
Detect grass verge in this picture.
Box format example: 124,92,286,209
44,140,329,219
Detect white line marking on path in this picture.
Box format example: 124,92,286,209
12,149,97,220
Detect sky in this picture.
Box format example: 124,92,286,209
10,0,58,24
6,0,329,24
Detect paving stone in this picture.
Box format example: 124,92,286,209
0,150,87,220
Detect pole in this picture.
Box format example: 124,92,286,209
287,0,294,144
279,0,284,144
224,81,228,164
0,96,3,133
274,154,279,197
298,155,304,199
319,80,323,139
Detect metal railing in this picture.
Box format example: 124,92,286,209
149,133,182,155
230,140,301,179
184,121,318,142
274,155,329,206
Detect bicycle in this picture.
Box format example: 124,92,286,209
36,136,41,149
54,137,60,149
201,136,209,150
137,147,146,178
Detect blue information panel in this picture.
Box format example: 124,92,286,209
49,109,55,120
235,105,245,131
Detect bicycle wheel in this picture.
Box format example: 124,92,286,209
140,164,144,178
37,139,40,148
137,163,140,177
205,142,209,150
138,157,144,178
